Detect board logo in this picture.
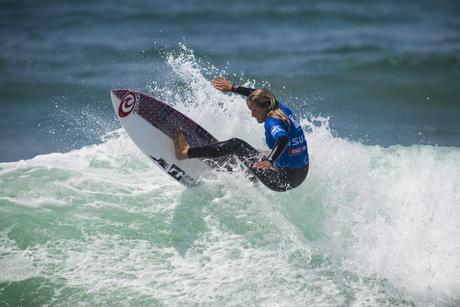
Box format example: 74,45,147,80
150,155,196,186
118,92,136,118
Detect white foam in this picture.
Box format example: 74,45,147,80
0,229,41,283
306,117,460,302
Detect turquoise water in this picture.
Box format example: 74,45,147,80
1,0,460,305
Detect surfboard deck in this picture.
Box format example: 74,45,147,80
111,89,225,186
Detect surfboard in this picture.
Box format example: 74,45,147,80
111,89,221,186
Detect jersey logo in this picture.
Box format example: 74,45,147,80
288,146,306,156
288,135,305,146
270,125,284,137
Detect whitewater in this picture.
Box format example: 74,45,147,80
1,49,459,306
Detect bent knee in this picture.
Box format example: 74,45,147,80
228,138,249,150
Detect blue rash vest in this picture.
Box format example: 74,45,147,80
264,102,309,169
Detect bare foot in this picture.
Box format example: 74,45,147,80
173,128,189,160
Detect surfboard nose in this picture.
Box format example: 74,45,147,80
111,89,128,100
110,89,128,113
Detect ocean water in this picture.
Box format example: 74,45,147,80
1,0,460,305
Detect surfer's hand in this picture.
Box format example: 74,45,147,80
212,77,232,92
253,160,272,170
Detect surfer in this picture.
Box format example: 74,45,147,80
174,77,309,191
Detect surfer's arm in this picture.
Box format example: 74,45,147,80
212,77,255,96
253,135,289,169
267,135,289,164
230,85,255,97
212,77,280,104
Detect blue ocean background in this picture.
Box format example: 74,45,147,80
1,0,460,305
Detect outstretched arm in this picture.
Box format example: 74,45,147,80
212,77,255,97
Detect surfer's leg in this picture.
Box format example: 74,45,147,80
188,138,260,162
187,137,309,191
250,164,309,192
188,138,307,191
174,129,260,162
174,129,309,191
249,167,290,191
285,164,309,189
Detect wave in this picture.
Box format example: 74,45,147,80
1,46,459,305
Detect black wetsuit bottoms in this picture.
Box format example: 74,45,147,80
188,138,309,192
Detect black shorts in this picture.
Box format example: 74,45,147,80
188,138,308,192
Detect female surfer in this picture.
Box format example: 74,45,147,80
174,77,309,192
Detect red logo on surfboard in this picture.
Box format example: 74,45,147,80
118,92,136,118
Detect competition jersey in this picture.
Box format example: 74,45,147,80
264,102,309,169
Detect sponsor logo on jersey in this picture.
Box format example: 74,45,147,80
270,125,284,137
118,92,136,118
288,146,307,156
288,135,305,146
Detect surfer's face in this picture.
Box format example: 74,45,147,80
247,101,268,123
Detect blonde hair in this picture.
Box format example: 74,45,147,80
247,88,290,130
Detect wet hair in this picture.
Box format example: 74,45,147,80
247,88,290,130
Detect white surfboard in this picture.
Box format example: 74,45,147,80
111,89,219,186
